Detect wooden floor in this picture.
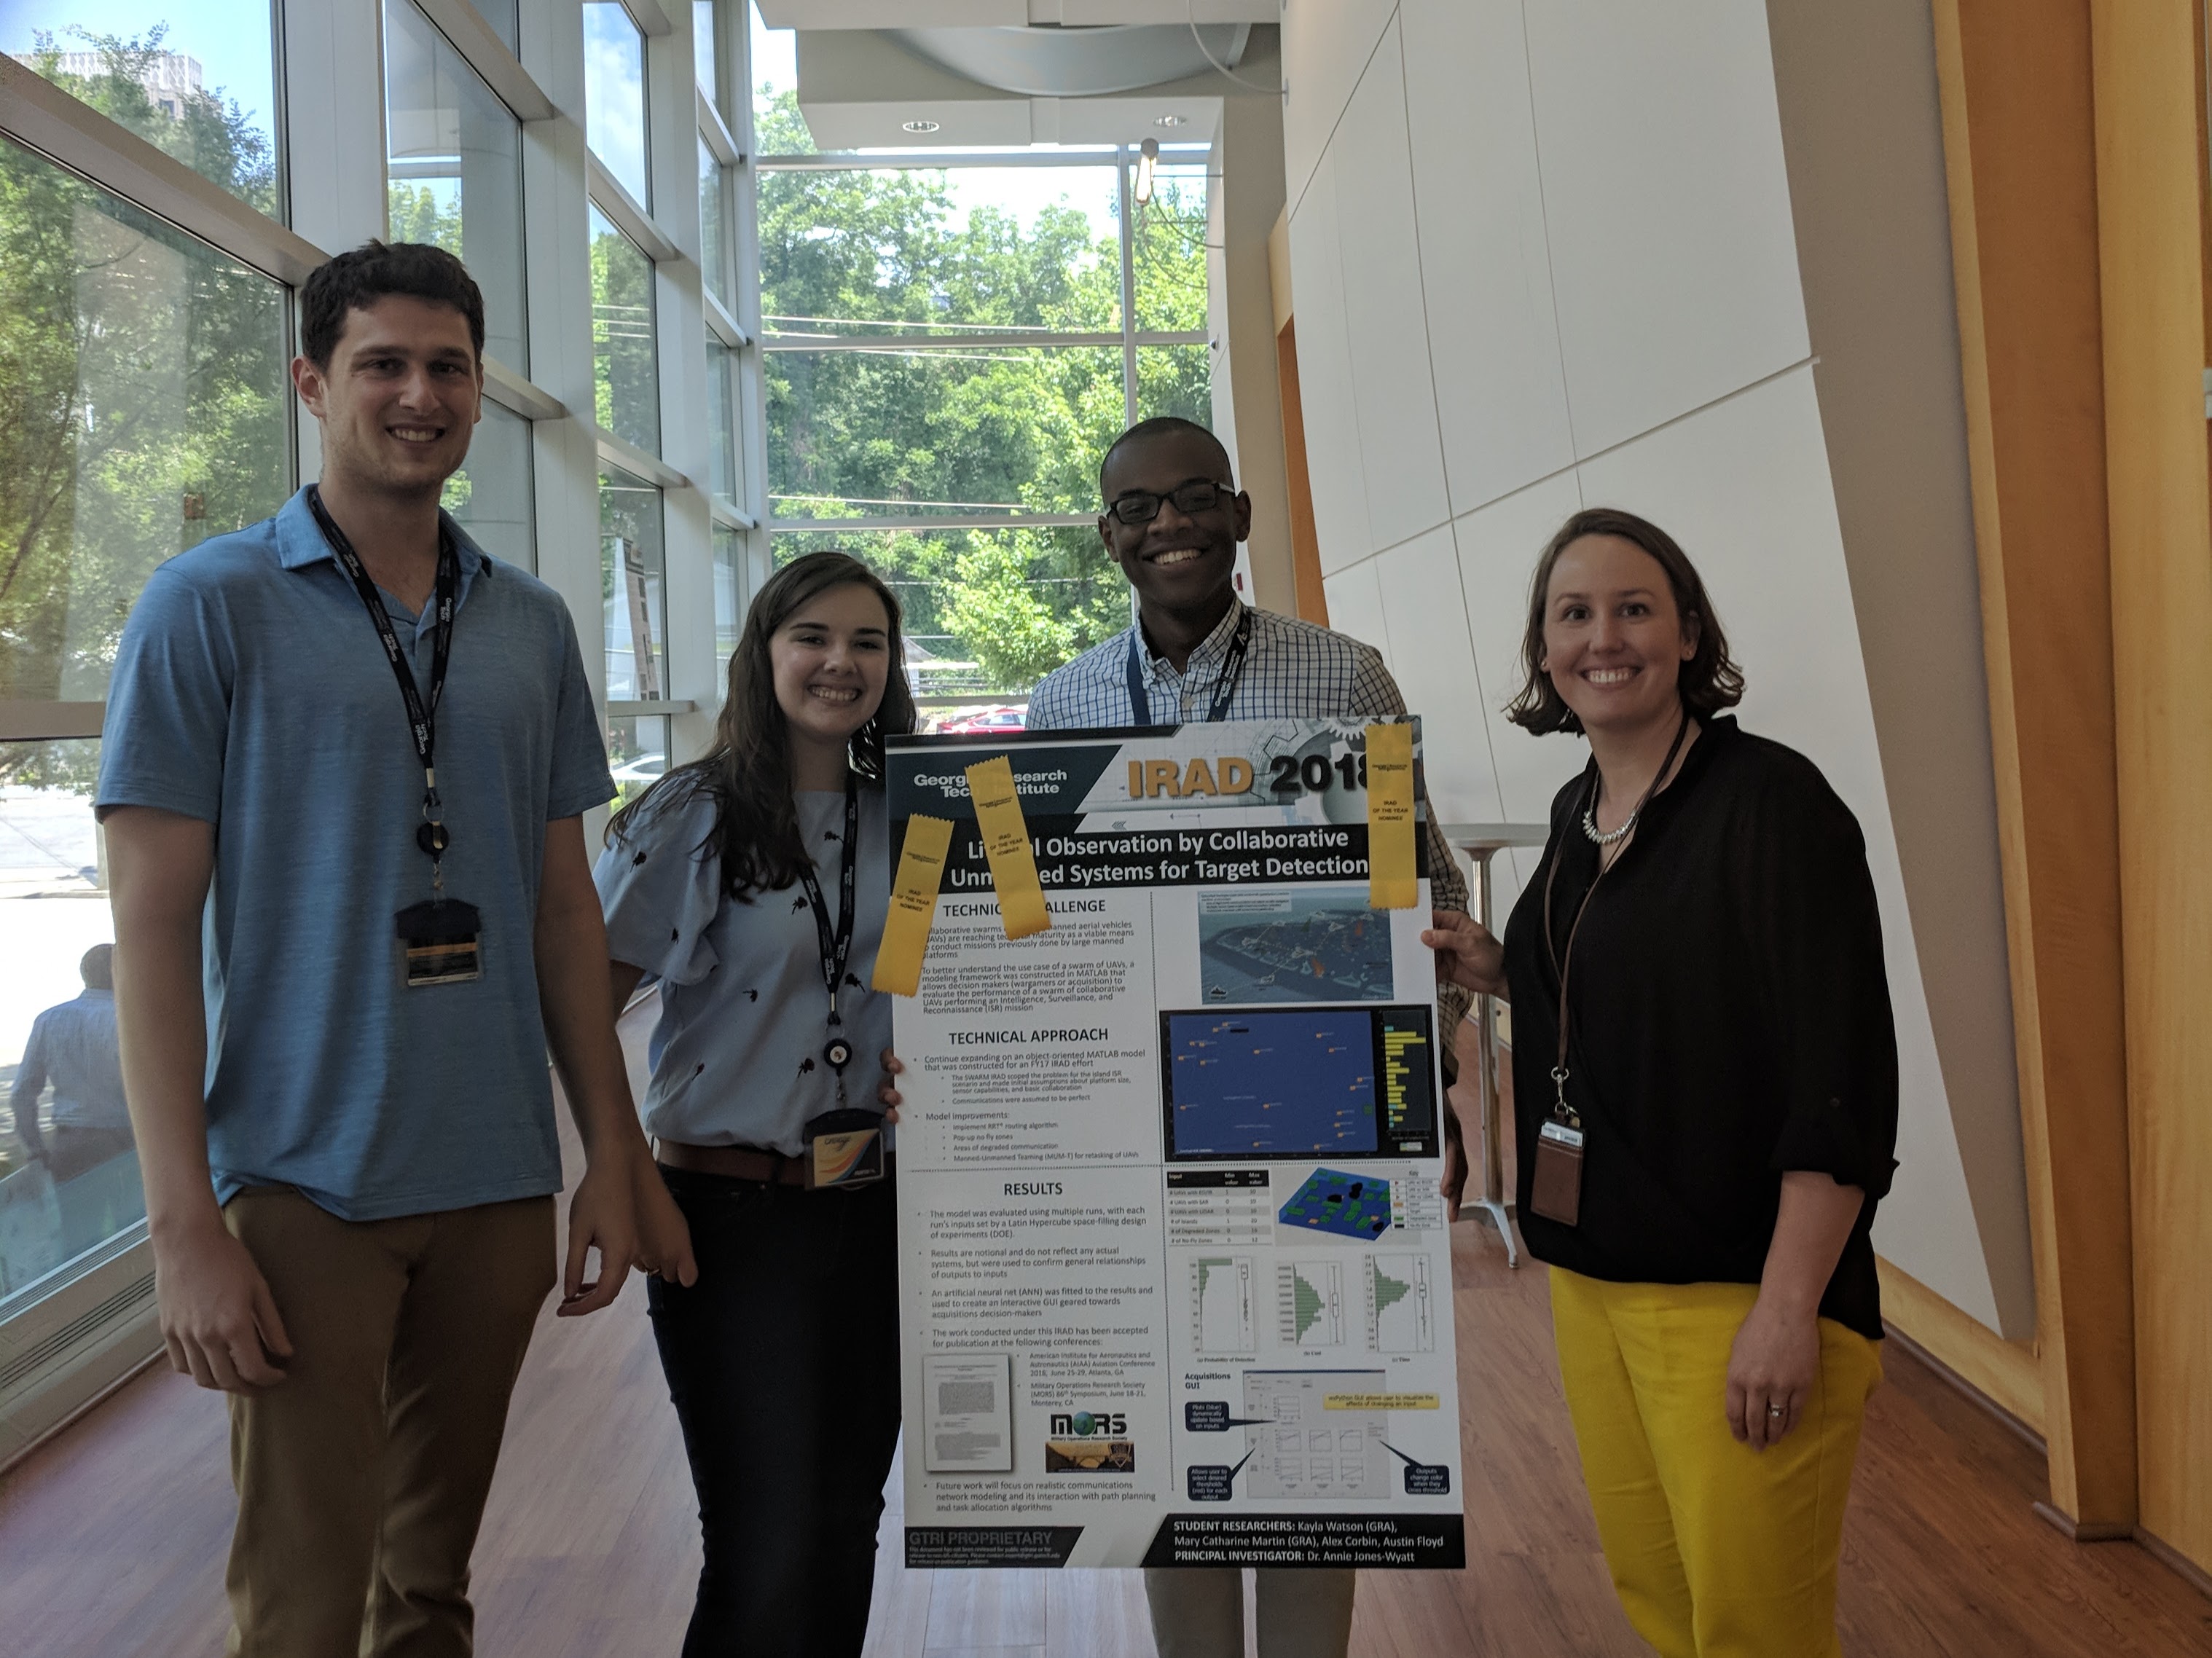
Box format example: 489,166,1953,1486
5,1015,2211,1654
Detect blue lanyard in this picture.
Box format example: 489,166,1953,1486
1126,605,1253,726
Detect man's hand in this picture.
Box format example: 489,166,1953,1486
1439,1101,1470,1222
1421,910,1506,998
876,1049,905,1124
154,1219,293,1392
558,1155,638,1316
631,1150,697,1286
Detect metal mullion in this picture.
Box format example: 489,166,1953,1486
758,149,1126,172
412,0,559,121
0,58,324,286
709,499,757,532
588,152,682,264
620,0,675,37
0,702,106,743
705,291,750,347
769,514,1095,533
698,87,741,167
482,355,567,420
595,423,691,492
760,329,1203,353
1117,146,1139,428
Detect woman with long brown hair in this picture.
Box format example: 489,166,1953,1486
1425,507,1897,1657
593,550,918,1657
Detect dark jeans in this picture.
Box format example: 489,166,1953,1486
648,1166,903,1658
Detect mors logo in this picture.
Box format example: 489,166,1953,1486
1126,758,1255,800
1049,1410,1129,1437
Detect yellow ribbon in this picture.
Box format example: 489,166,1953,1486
1365,722,1418,910
965,754,1051,940
871,813,954,997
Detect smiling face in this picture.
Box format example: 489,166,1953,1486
1097,426,1252,616
292,294,482,500
769,581,894,760
1540,533,1699,737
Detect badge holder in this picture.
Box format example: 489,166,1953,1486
1529,1088,1584,1227
805,1030,885,1187
396,820,482,986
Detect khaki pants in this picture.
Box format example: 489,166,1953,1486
221,1187,557,1658
1142,1568,1356,1658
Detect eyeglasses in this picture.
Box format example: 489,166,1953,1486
1105,478,1234,526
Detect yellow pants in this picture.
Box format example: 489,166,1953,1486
1549,1268,1883,1658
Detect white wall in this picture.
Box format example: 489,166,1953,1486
1279,0,2019,1334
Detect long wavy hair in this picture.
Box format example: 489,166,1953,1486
609,551,918,898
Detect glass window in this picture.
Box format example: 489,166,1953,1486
750,1,802,152
706,335,740,508
761,166,1121,340
694,1,718,106
1137,342,1214,431
0,137,290,706
767,345,1120,523
590,205,660,454
7,9,279,216
0,739,141,1311
772,525,1122,698
583,1,650,207
383,0,528,373
713,523,742,678
599,465,666,703
698,135,729,306
1132,161,1212,337
605,714,668,811
443,401,534,570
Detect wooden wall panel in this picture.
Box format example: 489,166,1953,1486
1928,0,2138,1531
2089,0,2212,1576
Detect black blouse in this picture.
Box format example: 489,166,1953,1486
1502,717,1899,1340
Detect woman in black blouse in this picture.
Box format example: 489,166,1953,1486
1427,506,1897,1658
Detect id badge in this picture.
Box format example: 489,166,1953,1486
803,1107,885,1190
1529,1118,1585,1227
395,898,483,987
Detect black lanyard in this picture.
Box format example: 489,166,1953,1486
1126,604,1252,725
795,774,863,1029
1540,709,1692,1127
307,485,460,892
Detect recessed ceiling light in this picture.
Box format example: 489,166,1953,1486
1155,114,1186,127
901,119,940,133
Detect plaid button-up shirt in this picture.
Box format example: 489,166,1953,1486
1027,600,1473,1048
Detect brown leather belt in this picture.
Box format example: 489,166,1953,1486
656,1141,809,1185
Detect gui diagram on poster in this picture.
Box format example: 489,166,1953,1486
887,718,1464,1571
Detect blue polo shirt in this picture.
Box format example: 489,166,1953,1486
96,488,615,1220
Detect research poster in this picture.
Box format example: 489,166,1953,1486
886,718,1466,1571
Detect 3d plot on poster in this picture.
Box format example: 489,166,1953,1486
878,718,1465,1571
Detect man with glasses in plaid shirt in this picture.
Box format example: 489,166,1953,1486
1027,415,1472,1658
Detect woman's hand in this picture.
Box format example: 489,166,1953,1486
1725,1293,1821,1450
876,1049,904,1125
1421,910,1506,999
631,1147,698,1286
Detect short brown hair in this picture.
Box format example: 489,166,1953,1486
300,240,485,368
1503,506,1745,735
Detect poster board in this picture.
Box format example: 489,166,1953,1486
887,718,1465,1571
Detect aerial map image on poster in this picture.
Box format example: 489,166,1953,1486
1197,890,1393,1004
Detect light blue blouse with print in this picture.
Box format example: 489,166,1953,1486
594,782,893,1157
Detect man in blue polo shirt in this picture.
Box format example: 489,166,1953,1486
98,242,692,1657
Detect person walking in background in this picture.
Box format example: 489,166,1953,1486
97,241,691,1657
595,551,914,1658
12,943,128,1182
1425,506,1898,1658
